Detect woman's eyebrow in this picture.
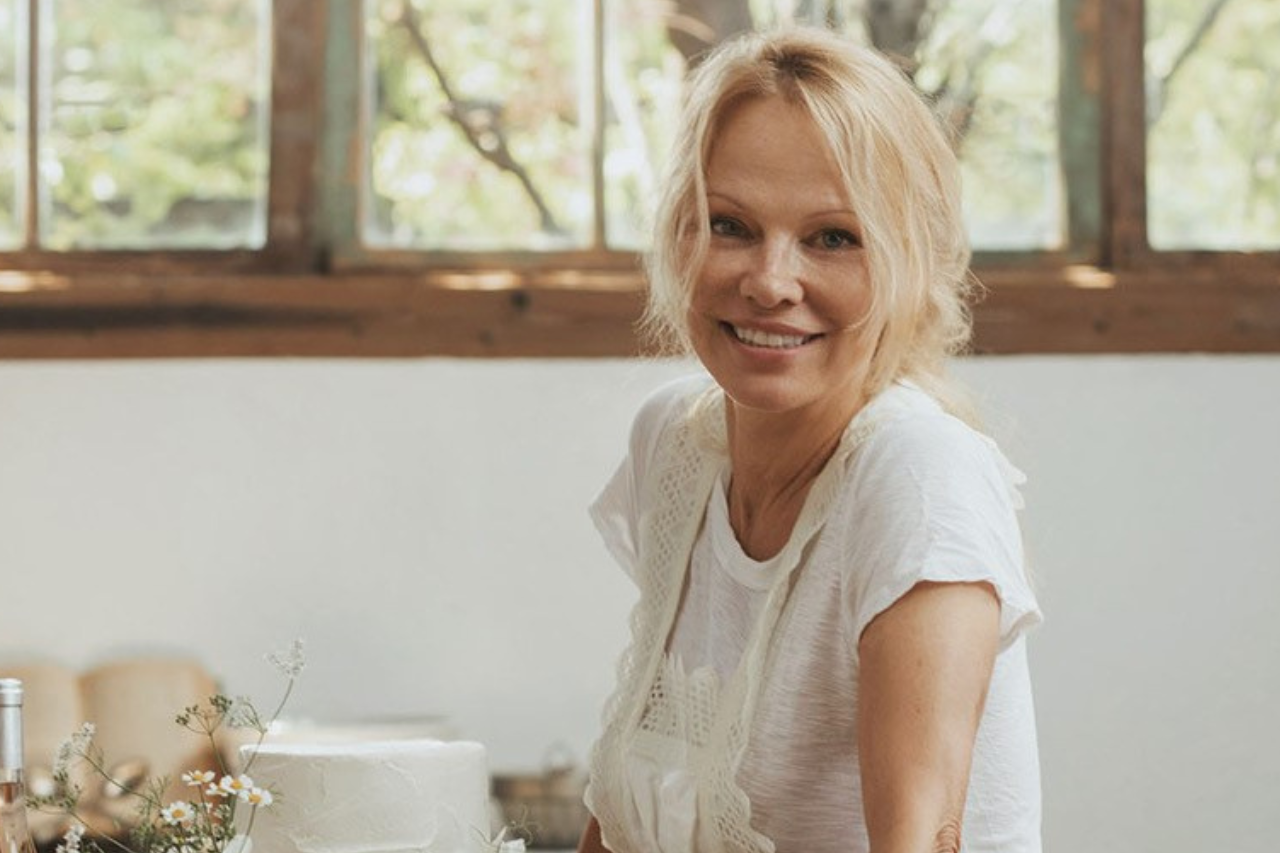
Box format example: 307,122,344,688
706,192,859,224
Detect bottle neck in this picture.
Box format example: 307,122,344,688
0,704,23,783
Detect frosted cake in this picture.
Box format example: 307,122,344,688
243,739,491,853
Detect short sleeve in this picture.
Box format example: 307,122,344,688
589,374,713,584
841,409,1042,653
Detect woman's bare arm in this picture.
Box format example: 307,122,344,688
577,815,609,853
857,580,1000,853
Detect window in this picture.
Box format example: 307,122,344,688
1146,0,1280,250
0,0,1276,357
363,0,1061,254
0,0,271,250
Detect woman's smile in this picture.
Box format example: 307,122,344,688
687,94,878,422
723,322,820,350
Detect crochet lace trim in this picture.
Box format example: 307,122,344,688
588,388,880,853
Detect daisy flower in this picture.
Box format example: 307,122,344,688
241,786,274,807
218,774,254,797
161,801,195,825
182,770,216,787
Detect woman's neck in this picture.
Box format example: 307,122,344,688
723,391,866,560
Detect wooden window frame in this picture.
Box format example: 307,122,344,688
0,0,1276,359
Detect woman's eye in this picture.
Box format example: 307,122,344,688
710,216,746,238
813,229,860,250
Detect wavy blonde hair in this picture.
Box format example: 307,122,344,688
642,26,981,423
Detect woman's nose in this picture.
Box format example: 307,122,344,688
740,238,803,307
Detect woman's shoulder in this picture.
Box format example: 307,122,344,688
858,381,981,452
850,381,1025,505
630,371,717,438
619,371,718,470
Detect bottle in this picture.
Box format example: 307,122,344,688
0,679,37,853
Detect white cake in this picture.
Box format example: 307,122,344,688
242,739,492,853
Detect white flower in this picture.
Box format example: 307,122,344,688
205,783,225,798
55,823,85,853
52,722,96,776
226,696,258,729
182,769,216,787
266,639,306,678
161,801,195,824
52,742,74,777
218,774,254,797
240,786,273,807
489,826,527,852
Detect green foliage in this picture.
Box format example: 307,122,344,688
38,0,268,249
0,1,24,246
1148,0,1280,249
370,0,1060,252
918,0,1060,248
367,0,590,250
4,0,1274,253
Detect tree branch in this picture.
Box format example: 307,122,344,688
665,0,753,65
864,0,934,63
1246,68,1280,222
394,4,562,235
1149,0,1235,126
924,1,1020,144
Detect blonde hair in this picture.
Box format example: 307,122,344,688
642,26,981,423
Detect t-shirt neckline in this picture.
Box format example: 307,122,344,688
707,470,790,592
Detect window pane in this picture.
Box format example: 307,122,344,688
365,0,593,251
601,3,685,250
1147,0,1280,250
916,0,1061,250
604,0,1060,252
44,0,269,249
0,0,23,248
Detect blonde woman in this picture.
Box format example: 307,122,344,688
579,26,1041,853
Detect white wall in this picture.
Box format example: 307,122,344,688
2,355,1277,852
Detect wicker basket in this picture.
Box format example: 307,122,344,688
491,756,589,850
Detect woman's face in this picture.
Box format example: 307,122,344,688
688,95,878,424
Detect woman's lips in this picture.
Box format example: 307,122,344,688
723,322,820,350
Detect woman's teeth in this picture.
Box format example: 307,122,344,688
732,325,810,349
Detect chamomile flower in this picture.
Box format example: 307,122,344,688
161,801,195,825
54,822,85,853
182,770,216,787
52,723,96,777
241,786,274,807
226,696,260,729
266,639,306,678
218,774,254,797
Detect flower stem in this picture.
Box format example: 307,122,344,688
240,677,294,776
61,810,141,853
80,751,161,810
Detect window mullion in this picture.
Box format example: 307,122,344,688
22,0,38,249
591,0,606,251
1058,0,1103,263
319,0,364,266
265,0,326,270
1101,0,1149,269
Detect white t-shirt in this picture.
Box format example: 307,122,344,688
587,374,1042,853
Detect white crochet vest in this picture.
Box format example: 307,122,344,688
587,389,880,853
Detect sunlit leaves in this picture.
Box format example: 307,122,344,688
1148,0,1280,249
